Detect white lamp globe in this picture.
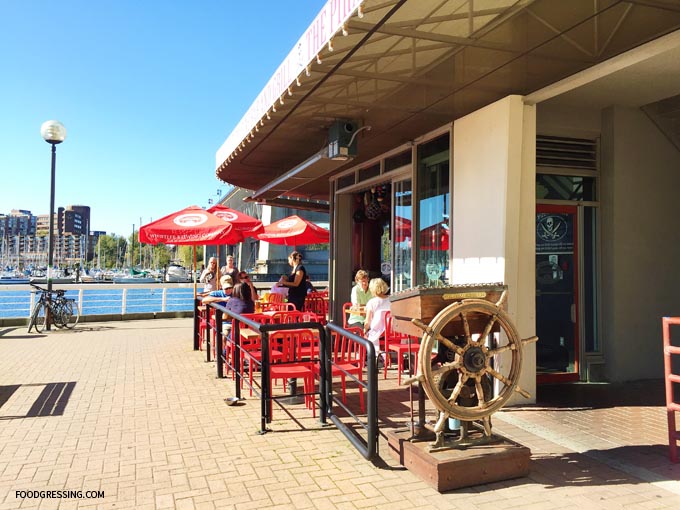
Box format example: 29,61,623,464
40,120,67,144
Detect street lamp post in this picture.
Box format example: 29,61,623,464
41,120,67,331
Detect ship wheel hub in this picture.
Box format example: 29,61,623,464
463,346,486,373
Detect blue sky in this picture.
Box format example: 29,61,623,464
0,0,325,236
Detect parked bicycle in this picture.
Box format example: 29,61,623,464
27,283,80,333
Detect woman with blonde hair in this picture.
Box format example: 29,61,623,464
199,257,218,292
363,278,390,356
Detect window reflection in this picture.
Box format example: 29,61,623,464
393,179,412,293
417,134,450,286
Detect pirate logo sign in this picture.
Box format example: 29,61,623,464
536,214,567,242
173,213,208,227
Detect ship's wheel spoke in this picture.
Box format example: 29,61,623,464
434,331,465,356
488,343,514,356
486,366,513,388
474,378,487,409
431,361,461,380
460,312,472,345
478,314,498,343
447,374,468,403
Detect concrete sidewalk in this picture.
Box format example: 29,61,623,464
0,318,678,509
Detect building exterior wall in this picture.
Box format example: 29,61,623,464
452,95,537,402
601,105,680,382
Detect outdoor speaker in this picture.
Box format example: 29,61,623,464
328,120,358,160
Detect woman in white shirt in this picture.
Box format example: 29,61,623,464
363,278,390,357
199,257,218,292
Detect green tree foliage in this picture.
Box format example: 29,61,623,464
176,245,203,268
94,232,201,269
96,235,127,268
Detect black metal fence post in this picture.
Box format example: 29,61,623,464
318,326,329,424
215,308,223,378
260,330,271,433
193,298,200,350
233,319,242,400
205,310,211,363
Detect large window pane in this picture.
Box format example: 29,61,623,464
416,134,450,286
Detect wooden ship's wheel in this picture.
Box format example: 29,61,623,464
392,286,537,450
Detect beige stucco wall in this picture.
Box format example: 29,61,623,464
601,105,680,382
452,95,537,404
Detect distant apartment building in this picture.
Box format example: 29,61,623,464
1,205,98,268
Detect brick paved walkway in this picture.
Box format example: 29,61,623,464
0,318,678,509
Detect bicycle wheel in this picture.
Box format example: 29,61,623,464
34,303,48,333
27,303,39,332
51,301,66,329
60,299,80,329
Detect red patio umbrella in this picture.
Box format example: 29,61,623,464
139,205,240,245
257,215,329,246
394,216,412,243
393,217,448,250
207,204,263,241
140,206,240,296
420,224,449,251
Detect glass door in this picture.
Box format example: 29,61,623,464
536,204,579,382
392,179,412,293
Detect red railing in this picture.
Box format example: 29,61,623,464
662,317,680,463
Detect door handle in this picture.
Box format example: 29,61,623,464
571,303,576,323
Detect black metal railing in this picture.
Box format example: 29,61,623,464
206,303,328,433
325,322,378,461
194,302,379,461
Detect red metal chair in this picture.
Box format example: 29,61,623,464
317,328,366,412
342,302,353,328
304,292,329,324
264,302,296,312
198,306,214,352
268,330,316,418
383,312,420,385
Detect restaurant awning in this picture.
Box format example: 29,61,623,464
215,0,680,202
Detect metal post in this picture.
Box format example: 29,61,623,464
46,143,57,331
193,298,200,350
215,309,223,378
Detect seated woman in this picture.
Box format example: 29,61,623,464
363,278,390,359
238,271,260,301
348,269,371,328
224,282,255,315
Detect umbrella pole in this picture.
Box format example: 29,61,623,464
193,245,197,298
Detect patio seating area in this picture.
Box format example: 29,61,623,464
1,318,679,510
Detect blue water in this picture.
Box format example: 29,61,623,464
0,287,197,319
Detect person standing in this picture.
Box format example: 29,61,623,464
220,255,240,284
277,251,306,311
199,257,219,292
363,278,391,358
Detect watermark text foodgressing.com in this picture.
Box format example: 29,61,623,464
16,490,105,499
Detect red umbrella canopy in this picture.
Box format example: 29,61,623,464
257,215,330,246
139,206,240,245
420,224,450,251
207,204,263,240
394,216,412,243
